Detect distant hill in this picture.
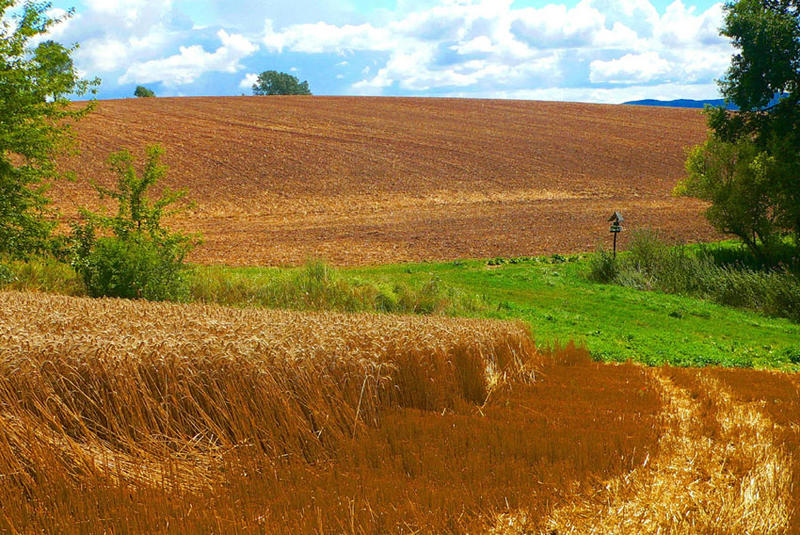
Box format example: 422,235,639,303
623,98,737,110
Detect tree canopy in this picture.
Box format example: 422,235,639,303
0,1,97,258
134,85,155,98
252,70,311,95
678,0,800,261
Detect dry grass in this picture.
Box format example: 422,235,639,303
0,291,664,534
494,366,794,534
51,96,718,265
3,291,795,533
708,369,800,534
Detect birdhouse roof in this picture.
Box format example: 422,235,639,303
608,211,624,223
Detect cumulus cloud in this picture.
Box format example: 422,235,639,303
46,0,189,77
44,0,733,101
239,72,259,89
590,52,672,83
263,20,393,54
119,30,257,86
258,0,732,98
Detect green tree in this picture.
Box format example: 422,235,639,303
0,2,97,258
677,0,800,260
252,70,312,95
134,85,155,98
72,145,199,301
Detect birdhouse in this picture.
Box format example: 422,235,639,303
608,211,623,233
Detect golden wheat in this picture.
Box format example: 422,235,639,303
0,291,667,534
12,292,797,533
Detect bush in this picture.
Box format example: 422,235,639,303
0,263,15,286
71,145,197,301
79,236,189,301
587,248,619,283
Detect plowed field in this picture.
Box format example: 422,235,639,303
54,96,716,266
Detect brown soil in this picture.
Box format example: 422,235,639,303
54,96,716,266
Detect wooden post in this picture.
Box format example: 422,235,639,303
608,212,623,258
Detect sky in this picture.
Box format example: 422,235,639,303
42,0,734,103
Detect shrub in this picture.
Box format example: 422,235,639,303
586,248,619,283
78,236,189,300
0,263,15,286
71,145,198,301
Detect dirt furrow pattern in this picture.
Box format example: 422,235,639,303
53,96,718,266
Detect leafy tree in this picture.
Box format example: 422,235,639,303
677,0,800,260
252,70,311,95
134,85,155,98
0,2,97,258
72,145,199,300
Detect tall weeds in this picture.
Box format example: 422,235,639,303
588,230,800,322
190,259,486,315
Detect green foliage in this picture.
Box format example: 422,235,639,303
190,260,486,315
680,137,783,260
71,145,198,301
0,263,14,286
0,2,98,258
720,0,800,113
678,0,800,258
134,85,155,98
592,230,800,323
252,70,312,95
587,247,619,283
78,236,189,300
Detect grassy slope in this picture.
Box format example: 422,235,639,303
207,257,800,369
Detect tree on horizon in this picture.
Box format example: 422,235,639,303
252,71,311,96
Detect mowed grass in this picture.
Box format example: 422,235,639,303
194,256,800,369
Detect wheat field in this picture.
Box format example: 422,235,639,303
1,291,796,533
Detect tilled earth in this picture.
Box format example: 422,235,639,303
55,96,717,265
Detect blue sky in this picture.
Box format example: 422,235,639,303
44,0,734,103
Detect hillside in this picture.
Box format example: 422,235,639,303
54,96,716,266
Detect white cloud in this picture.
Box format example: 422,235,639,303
42,0,734,102
263,20,393,53
511,3,605,49
239,72,259,89
45,0,186,76
119,30,257,86
590,52,671,83
457,81,721,104
258,0,732,98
